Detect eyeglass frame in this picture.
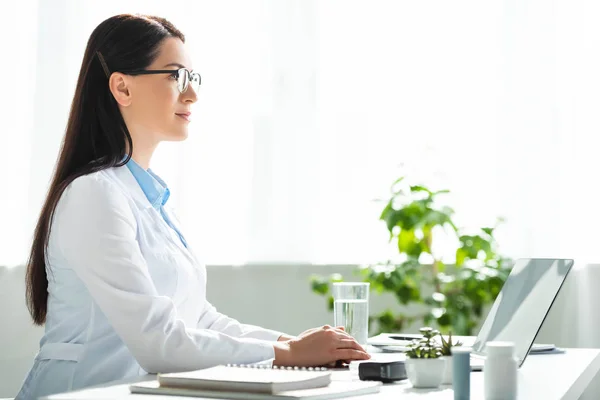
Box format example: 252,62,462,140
96,51,201,94
120,68,201,94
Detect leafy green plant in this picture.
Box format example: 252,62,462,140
406,327,443,359
440,331,463,356
310,176,512,335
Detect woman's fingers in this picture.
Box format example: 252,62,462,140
335,348,371,361
331,329,354,340
337,338,367,352
322,328,367,353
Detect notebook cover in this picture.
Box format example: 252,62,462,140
158,365,332,394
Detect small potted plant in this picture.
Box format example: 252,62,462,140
405,327,446,388
440,331,463,384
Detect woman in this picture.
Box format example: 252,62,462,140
17,14,369,399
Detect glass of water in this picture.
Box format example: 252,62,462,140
332,282,370,345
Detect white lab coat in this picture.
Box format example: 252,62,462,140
16,165,282,399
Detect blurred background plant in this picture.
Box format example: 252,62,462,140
310,176,513,336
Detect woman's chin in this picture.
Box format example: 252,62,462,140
163,129,189,141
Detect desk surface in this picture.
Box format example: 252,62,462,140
45,347,600,400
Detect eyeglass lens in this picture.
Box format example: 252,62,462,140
177,68,201,94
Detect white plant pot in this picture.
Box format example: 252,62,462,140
406,357,446,388
442,356,453,384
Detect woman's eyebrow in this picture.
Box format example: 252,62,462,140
163,62,186,69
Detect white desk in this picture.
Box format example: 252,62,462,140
44,347,600,400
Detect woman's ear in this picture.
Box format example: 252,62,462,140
108,72,132,107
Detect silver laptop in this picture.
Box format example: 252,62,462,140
368,258,574,371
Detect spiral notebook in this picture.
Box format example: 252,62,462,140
129,364,382,399
158,364,331,393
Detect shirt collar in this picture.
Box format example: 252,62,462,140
125,158,170,209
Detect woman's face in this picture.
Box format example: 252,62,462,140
119,37,198,145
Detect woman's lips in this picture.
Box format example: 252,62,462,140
176,112,191,122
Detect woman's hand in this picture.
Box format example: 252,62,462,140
298,325,346,338
273,325,370,367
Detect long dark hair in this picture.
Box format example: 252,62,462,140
26,14,185,325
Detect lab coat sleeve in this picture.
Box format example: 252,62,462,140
53,174,276,373
197,301,284,342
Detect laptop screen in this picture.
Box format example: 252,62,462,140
471,258,573,365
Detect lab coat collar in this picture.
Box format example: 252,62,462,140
109,165,156,211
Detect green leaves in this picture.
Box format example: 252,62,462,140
360,261,422,305
372,309,408,333
481,227,494,236
398,229,423,257
406,327,443,359
310,275,330,296
409,185,432,195
440,331,463,356
380,202,402,234
309,273,344,312
456,224,504,267
456,233,493,265
380,187,455,257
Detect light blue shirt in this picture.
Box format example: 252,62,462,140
125,159,188,248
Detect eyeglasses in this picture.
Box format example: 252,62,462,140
95,52,201,94
122,68,201,94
